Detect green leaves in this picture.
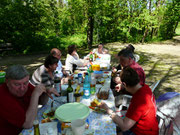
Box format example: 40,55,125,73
0,0,179,55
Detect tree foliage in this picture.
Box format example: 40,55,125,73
0,0,179,54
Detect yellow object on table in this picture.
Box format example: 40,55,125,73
94,64,100,71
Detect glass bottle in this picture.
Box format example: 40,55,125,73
66,79,74,103
33,119,40,135
54,71,61,94
83,73,91,99
89,51,93,62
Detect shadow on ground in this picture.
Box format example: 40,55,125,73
0,43,179,98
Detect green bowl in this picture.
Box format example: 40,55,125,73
55,102,90,122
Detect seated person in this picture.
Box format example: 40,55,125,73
125,44,140,62
65,45,88,73
0,65,59,135
50,48,69,84
110,63,122,92
92,43,109,55
115,48,145,94
112,48,145,108
30,55,59,95
98,67,159,135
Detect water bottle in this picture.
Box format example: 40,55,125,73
83,73,91,99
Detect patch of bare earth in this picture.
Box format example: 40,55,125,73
106,42,180,98
0,41,180,98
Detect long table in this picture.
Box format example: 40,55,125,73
21,71,116,135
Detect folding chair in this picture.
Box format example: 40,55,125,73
150,80,161,92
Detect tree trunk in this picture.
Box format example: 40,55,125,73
173,21,179,34
87,16,94,49
142,27,149,43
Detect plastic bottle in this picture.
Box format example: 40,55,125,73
90,75,96,95
78,73,83,84
66,79,74,103
83,73,91,99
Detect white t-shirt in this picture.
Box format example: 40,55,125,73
55,60,63,78
65,54,84,73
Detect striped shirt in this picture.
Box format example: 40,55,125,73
30,65,54,88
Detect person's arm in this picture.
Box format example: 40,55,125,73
39,87,60,105
111,114,136,131
99,102,136,131
22,85,46,129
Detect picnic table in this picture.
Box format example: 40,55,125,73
21,70,117,135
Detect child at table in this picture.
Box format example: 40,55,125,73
98,67,159,135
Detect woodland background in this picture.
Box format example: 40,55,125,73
0,0,179,55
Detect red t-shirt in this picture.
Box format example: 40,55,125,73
129,61,145,86
126,84,159,135
0,83,34,135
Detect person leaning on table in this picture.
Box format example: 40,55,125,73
30,54,60,96
0,65,59,135
114,48,145,97
98,67,159,135
65,44,88,73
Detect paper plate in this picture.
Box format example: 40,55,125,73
55,102,90,122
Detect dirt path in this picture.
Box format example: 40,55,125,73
0,41,180,98
106,42,180,98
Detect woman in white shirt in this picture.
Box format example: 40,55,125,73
65,45,88,73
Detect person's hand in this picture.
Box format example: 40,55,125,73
98,101,109,111
114,76,121,84
115,84,122,92
47,87,60,99
33,84,47,97
110,113,119,122
112,67,117,73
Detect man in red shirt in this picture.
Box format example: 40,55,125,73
0,65,59,135
99,67,159,135
113,48,145,109
115,48,145,92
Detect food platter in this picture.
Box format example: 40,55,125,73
88,106,106,113
43,109,56,120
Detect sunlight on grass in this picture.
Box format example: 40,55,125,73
175,22,180,35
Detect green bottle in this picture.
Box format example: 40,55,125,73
89,51,93,62
33,120,40,135
67,79,74,103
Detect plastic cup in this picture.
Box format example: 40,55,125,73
92,65,96,71
71,119,86,135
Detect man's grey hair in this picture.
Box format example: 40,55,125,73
5,65,29,80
